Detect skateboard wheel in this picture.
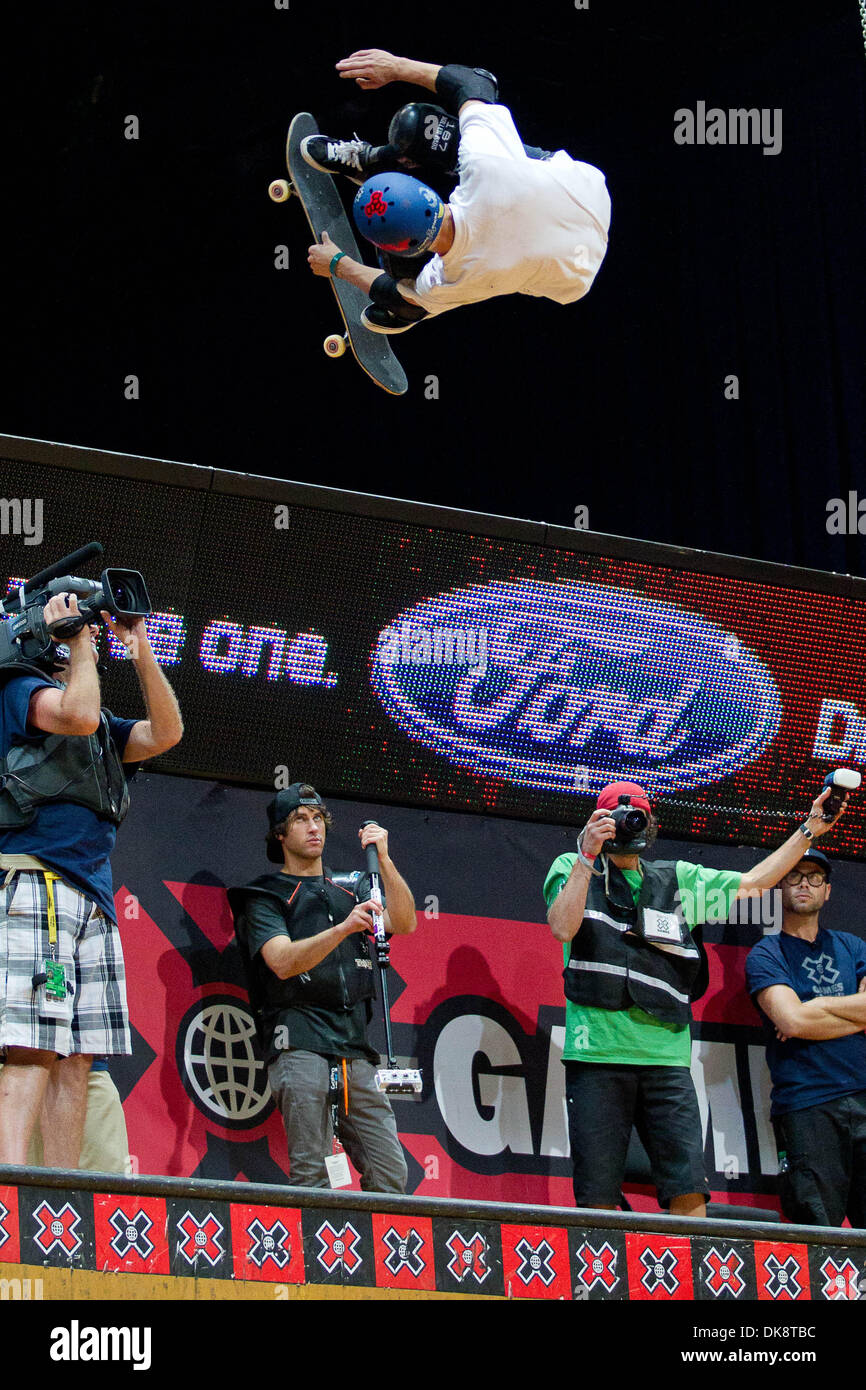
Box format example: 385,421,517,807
268,179,292,203
324,334,347,358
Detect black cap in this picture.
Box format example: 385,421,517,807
266,783,325,862
797,847,832,879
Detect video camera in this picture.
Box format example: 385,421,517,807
0,543,152,677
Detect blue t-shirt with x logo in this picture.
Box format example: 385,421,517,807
746,927,866,1116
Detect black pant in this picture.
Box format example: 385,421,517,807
773,1090,866,1227
565,1061,709,1208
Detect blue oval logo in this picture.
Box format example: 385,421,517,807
370,580,782,794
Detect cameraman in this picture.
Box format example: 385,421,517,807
544,778,847,1216
0,593,183,1167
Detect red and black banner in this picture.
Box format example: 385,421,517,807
3,1177,864,1301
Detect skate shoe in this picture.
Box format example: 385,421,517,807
300,133,375,185
361,305,424,335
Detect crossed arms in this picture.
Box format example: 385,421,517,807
757,977,866,1042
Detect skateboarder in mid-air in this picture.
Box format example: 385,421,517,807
303,49,611,334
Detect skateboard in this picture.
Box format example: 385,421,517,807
269,113,408,397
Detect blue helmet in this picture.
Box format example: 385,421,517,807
353,172,446,258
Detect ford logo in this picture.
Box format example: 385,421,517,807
370,580,782,794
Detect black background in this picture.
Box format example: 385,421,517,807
2,0,864,571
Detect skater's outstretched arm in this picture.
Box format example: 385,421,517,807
336,50,441,93
336,51,497,116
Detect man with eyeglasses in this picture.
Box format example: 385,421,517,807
746,847,866,1227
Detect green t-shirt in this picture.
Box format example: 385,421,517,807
543,855,742,1066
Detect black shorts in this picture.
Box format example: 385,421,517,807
773,1090,866,1227
565,1060,709,1209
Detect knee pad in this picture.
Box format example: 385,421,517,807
377,247,434,281
435,64,499,113
388,103,460,173
369,274,429,322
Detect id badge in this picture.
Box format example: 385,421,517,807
641,908,686,946
324,1145,352,1189
39,959,71,1018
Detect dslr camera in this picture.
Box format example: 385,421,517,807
604,794,652,852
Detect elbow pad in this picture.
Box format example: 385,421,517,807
435,64,499,114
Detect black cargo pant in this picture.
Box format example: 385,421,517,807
774,1090,866,1227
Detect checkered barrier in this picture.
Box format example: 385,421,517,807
1,1175,864,1300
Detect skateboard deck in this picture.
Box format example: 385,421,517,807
270,113,408,397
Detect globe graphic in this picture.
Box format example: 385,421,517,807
182,998,272,1125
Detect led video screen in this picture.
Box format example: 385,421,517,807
2,440,865,855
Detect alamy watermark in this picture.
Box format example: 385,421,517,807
674,102,782,156
676,885,781,932
1,1277,43,1300
378,623,488,675
0,497,43,546
49,1321,151,1370
826,492,866,535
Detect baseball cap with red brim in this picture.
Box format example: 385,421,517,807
596,781,652,816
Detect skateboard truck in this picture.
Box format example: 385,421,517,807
363,820,423,1100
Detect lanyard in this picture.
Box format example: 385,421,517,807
42,870,62,955
328,1058,349,1144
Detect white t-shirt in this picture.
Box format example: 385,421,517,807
400,103,611,317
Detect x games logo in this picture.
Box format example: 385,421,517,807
445,1231,490,1285
316,1221,363,1275
108,1207,155,1261
245,1218,292,1270
574,1240,619,1293
702,1247,746,1298
382,1226,426,1278
762,1253,802,1300
638,1246,680,1296
176,1211,224,1267
514,1237,556,1287
33,1201,82,1257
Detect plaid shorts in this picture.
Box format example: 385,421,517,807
0,870,131,1057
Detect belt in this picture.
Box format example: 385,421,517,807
1,852,63,951
0,852,50,875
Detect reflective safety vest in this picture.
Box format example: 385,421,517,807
564,859,707,1026
0,676,130,829
228,869,377,1042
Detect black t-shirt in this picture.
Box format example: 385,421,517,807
242,870,382,1066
